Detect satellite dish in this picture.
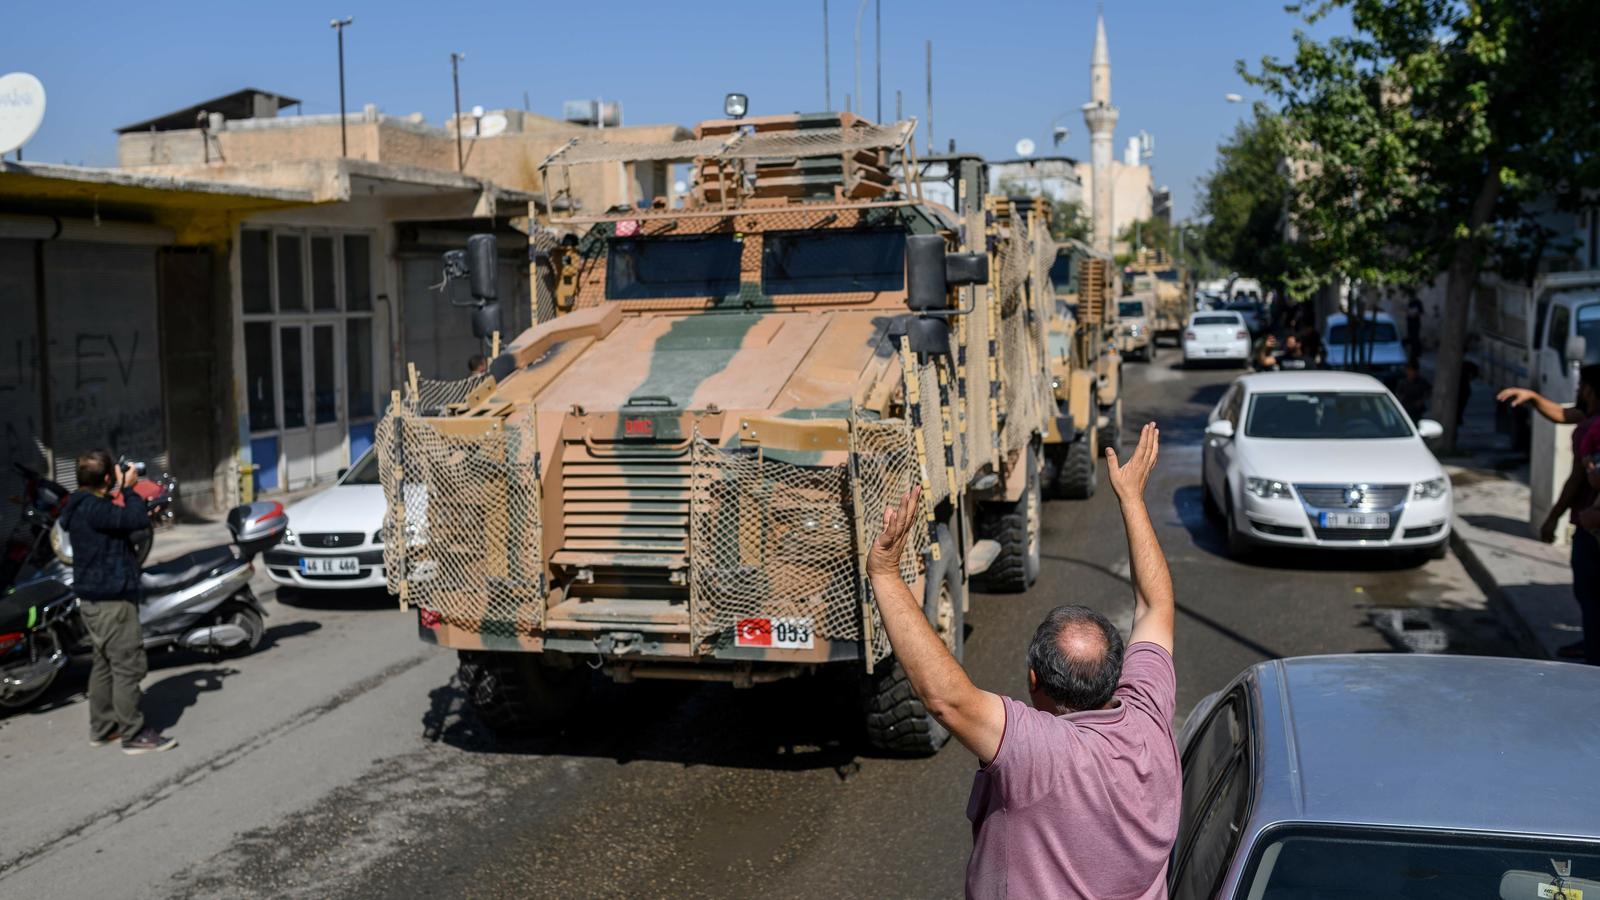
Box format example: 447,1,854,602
478,112,509,137
0,72,46,156
673,180,688,194
1015,138,1035,158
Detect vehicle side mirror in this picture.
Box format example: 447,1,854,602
1565,334,1588,366
944,252,987,287
1205,419,1235,439
906,316,952,357
1417,418,1443,439
905,234,948,311
467,233,498,301
470,302,502,340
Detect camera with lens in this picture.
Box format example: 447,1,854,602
117,456,148,477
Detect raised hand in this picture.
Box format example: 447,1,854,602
1497,387,1539,407
867,484,922,578
1106,422,1160,505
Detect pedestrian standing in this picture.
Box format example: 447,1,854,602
1405,296,1425,365
1500,365,1600,663
1394,360,1432,423
59,451,177,754
867,424,1178,899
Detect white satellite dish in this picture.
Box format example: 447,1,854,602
1014,137,1035,158
673,180,688,194
478,112,509,137
0,72,46,156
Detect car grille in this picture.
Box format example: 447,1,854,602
299,532,366,548
1294,484,1409,511
560,441,691,554
1314,524,1400,541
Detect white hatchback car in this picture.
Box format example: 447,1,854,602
262,449,387,590
1201,371,1451,557
1183,311,1252,366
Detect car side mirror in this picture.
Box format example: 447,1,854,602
1565,334,1588,366
1417,418,1444,439
1205,419,1234,439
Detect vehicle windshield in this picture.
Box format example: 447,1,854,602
1155,270,1179,282
1576,304,1600,364
1193,315,1240,327
605,234,743,300
1120,301,1146,318
1328,321,1401,344
1243,826,1600,899
761,229,905,295
340,449,379,485
1049,254,1078,292
1246,391,1413,439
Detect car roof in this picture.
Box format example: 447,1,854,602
1241,655,1600,837
1234,370,1389,392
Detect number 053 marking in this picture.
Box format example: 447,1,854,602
734,617,815,650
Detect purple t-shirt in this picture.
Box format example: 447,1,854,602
965,642,1180,900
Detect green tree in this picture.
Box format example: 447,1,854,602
1196,112,1292,291
1246,0,1600,448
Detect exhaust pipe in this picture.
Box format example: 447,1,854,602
0,651,67,700
178,623,250,651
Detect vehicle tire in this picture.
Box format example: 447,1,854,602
1224,495,1252,559
1057,431,1097,500
974,445,1042,593
1098,399,1123,456
457,651,589,737
1041,445,1062,501
216,599,265,658
0,625,63,710
864,527,962,755
1201,459,1221,520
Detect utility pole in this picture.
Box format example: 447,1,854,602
823,0,832,111
853,0,869,116
331,17,353,157
450,52,466,172
895,89,902,121
874,0,881,122
925,40,933,155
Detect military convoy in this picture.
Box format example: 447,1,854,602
1122,250,1190,347
375,113,1091,754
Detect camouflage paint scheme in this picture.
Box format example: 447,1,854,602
391,116,1056,682
1042,242,1121,449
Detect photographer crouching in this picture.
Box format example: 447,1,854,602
59,451,176,755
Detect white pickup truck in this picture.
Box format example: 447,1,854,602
1478,271,1600,403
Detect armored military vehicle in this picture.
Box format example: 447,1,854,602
1122,248,1189,346
1039,239,1121,497
376,114,1059,754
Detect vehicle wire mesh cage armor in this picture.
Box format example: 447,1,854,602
687,417,926,664
377,383,545,637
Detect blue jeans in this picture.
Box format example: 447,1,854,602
1572,529,1600,665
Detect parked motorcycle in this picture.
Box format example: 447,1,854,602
2,461,177,592
0,575,84,709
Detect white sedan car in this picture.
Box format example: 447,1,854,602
1183,311,1252,367
1201,371,1451,557
262,449,387,590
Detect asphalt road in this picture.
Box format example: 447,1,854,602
0,350,1517,899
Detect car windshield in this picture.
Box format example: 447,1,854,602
1048,254,1078,292
1193,315,1240,327
1243,826,1600,899
605,234,743,300
761,229,905,295
1327,321,1401,344
1120,301,1146,318
1246,391,1413,439
1155,270,1179,282
340,449,379,485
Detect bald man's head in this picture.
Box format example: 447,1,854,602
1026,604,1125,713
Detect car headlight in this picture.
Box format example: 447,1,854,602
1413,477,1448,500
1050,377,1061,390
1246,477,1293,500
282,528,298,546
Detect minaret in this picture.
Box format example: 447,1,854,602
1082,11,1119,255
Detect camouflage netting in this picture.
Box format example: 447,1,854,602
376,405,545,637
408,374,490,414
687,419,927,663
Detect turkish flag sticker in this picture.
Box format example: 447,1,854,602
735,618,772,647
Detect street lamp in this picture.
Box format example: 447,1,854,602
330,17,353,157
450,52,466,172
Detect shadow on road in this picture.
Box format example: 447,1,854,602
147,620,322,671
421,670,870,776
1461,513,1534,540
143,666,241,731
275,586,398,612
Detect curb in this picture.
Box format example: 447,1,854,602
1448,517,1551,660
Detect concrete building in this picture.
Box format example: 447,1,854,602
988,157,1084,208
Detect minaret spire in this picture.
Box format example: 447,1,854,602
1083,9,1119,255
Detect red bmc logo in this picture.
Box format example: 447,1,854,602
623,417,655,439
735,618,772,646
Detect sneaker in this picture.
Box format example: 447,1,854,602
89,730,124,748
120,727,177,755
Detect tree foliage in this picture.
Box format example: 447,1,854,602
1196,112,1292,290
1244,0,1600,446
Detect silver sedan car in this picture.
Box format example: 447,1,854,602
1170,655,1600,899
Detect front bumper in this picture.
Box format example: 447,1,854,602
1237,490,1451,549
263,548,387,589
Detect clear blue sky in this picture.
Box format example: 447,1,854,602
2,1,1348,220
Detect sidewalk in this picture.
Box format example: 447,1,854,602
1437,375,1581,660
